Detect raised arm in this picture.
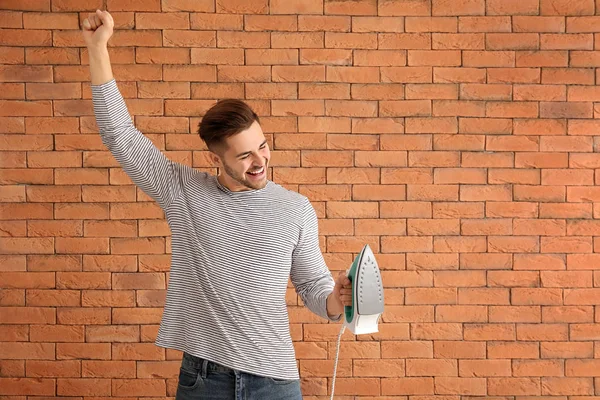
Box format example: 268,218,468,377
82,10,183,209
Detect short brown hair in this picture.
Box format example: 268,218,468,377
198,99,259,152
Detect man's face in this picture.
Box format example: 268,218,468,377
213,121,270,191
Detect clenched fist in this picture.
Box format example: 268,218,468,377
82,9,114,49
334,271,353,308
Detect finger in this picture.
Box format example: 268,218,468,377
97,10,113,27
94,14,102,27
85,14,93,29
87,14,98,30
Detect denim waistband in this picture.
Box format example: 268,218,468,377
182,352,233,377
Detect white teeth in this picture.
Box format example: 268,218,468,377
248,167,264,175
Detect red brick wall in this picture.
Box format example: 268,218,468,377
2,0,600,398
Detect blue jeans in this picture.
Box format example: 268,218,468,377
175,352,303,400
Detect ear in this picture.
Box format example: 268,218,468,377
209,150,222,167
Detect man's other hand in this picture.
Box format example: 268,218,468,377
82,9,114,49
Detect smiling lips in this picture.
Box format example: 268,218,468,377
247,166,265,176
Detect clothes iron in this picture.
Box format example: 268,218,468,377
330,244,384,399
343,244,384,335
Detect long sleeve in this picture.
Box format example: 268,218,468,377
290,198,341,322
91,79,183,210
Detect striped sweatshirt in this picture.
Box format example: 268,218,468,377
91,79,340,380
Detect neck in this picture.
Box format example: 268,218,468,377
217,172,252,192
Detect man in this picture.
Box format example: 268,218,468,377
82,10,352,400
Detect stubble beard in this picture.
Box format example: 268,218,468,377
223,160,268,190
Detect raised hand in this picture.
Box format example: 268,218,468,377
82,9,114,49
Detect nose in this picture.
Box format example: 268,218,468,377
250,152,263,165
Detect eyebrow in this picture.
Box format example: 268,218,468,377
236,140,268,158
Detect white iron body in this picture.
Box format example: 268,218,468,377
330,244,385,399
342,244,385,335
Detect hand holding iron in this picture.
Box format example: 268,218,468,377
335,271,352,307
327,271,352,318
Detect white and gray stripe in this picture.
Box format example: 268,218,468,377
91,79,339,380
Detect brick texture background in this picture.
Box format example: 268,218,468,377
3,0,600,398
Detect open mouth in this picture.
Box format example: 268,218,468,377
247,166,265,178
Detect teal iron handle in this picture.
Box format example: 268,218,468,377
343,251,360,324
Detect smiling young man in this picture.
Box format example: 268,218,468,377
199,99,270,192
83,10,352,400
